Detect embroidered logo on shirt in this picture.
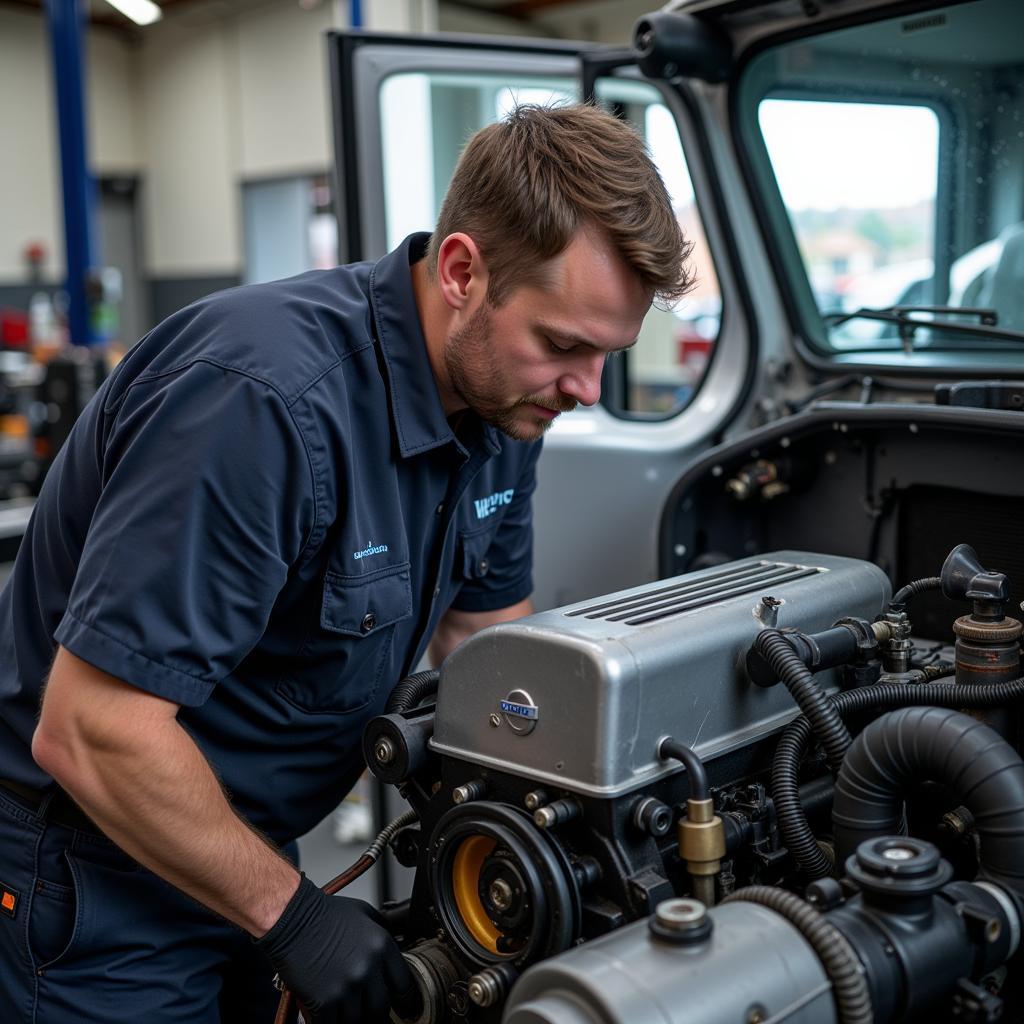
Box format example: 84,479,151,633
0,884,19,918
353,541,389,560
474,489,515,520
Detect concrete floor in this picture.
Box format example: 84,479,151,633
294,812,377,902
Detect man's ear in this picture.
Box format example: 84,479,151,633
436,233,489,312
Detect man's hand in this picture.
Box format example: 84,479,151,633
257,876,419,1024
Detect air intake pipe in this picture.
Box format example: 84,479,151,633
833,707,1024,908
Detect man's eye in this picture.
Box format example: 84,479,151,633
546,337,572,354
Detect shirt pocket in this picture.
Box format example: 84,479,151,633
456,528,495,584
277,561,413,715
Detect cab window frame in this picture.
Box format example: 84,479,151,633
593,72,739,424
371,60,740,427
730,0,1024,377
744,85,952,355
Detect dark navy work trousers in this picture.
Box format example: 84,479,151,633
0,786,283,1023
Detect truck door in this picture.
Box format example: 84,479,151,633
328,31,755,609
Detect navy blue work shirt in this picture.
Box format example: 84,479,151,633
0,233,541,844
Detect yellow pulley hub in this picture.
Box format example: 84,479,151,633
451,834,502,954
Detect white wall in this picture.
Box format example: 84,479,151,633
367,0,438,33
0,9,144,282
437,4,547,38
139,18,240,276
533,0,648,45
89,29,142,175
232,2,339,180
0,7,62,281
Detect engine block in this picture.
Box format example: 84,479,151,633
361,543,1024,1024
432,551,890,795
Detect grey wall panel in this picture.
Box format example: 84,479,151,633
148,275,242,327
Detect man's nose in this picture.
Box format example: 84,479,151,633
558,353,605,408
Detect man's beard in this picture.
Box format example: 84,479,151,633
444,305,576,442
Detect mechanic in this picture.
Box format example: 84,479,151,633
0,103,691,1024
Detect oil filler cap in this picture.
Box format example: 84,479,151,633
649,898,713,945
846,836,952,902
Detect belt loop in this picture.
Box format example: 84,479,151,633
37,789,56,822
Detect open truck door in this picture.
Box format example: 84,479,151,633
327,29,756,610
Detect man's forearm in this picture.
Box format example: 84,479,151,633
33,650,299,936
429,598,534,666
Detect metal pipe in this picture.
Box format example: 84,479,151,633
45,0,100,347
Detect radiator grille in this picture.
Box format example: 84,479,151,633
566,561,824,626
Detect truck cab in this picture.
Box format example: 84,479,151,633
331,0,1024,617
338,4,1024,1022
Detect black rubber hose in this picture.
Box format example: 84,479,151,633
723,886,872,1024
773,677,1024,879
889,575,941,610
659,738,709,801
833,706,1024,899
754,629,851,774
385,669,440,714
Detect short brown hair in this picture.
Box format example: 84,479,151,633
427,103,694,306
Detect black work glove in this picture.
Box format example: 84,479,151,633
257,874,419,1024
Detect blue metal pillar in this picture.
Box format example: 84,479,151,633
45,0,100,347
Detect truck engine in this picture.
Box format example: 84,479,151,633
348,540,1024,1024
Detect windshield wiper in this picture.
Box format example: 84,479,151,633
821,305,1024,353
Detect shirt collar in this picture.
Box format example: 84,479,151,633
369,233,501,459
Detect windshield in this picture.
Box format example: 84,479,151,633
739,0,1024,362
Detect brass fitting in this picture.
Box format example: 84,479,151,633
677,798,726,883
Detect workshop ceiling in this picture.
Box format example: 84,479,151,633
3,0,590,35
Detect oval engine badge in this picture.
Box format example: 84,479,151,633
500,689,539,735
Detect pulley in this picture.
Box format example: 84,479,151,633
428,801,580,967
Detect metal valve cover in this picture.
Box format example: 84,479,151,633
430,551,891,797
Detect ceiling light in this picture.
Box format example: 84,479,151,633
103,0,163,27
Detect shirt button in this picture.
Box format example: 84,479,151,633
433,586,440,598
361,612,376,633
477,558,489,577
435,502,444,516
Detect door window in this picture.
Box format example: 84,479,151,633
759,99,940,349
378,71,721,417
740,0,1024,365
596,79,721,417
379,72,575,250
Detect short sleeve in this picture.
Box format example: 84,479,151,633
449,442,542,613
54,361,317,706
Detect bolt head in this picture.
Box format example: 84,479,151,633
534,807,555,828
488,879,513,912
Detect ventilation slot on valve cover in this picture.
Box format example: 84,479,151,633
566,560,824,626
